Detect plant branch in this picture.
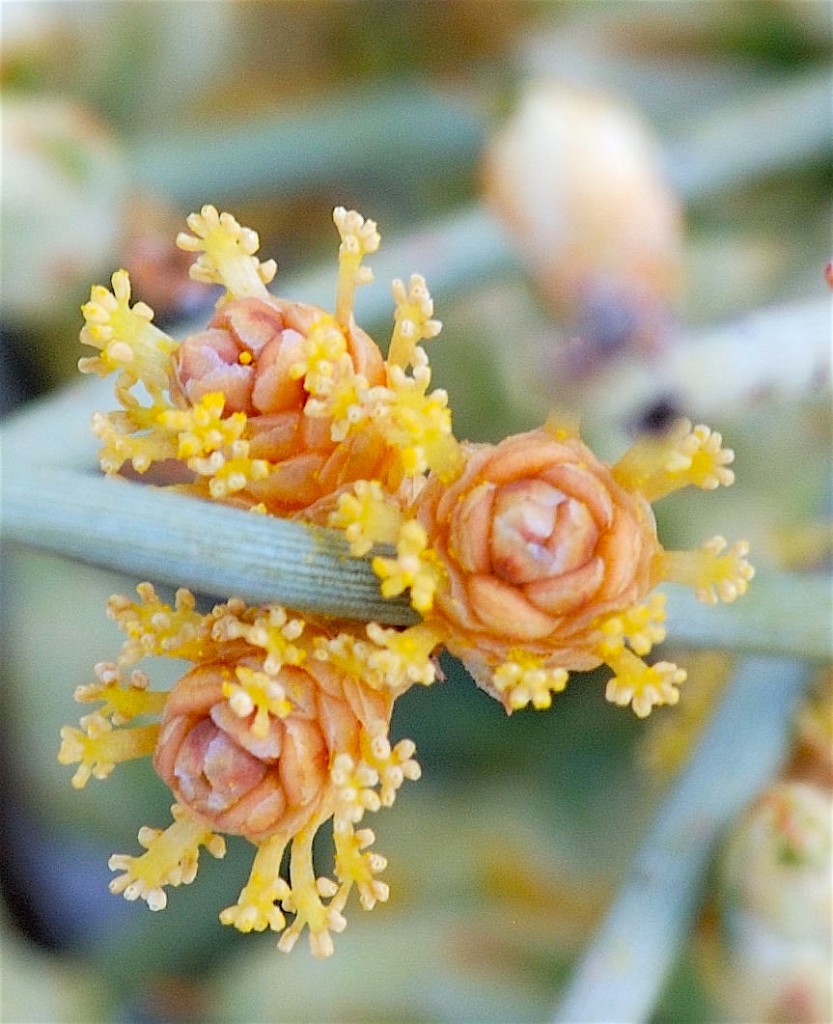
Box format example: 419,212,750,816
0,466,415,626
2,462,829,659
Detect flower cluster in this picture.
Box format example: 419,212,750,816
61,205,752,954
60,584,422,957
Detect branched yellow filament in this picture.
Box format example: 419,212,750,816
278,823,346,957
223,666,292,738
108,804,226,911
329,480,403,557
220,833,290,933
372,519,446,613
604,647,686,719
596,593,668,658
613,420,735,501
360,724,421,806
90,409,178,474
213,604,305,674
492,650,569,711
387,273,442,370
304,354,372,441
331,752,382,823
333,207,380,328
79,270,176,399
364,621,444,689
369,351,463,480
655,536,755,604
176,205,276,298
58,718,160,788
333,826,389,913
158,392,246,459
289,315,347,386
74,663,168,724
109,584,210,665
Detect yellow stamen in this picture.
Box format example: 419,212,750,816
223,666,292,739
176,205,276,298
364,621,444,689
74,663,168,724
604,648,686,719
91,409,178,474
333,826,389,913
372,519,446,613
331,752,382,824
329,480,403,557
333,207,380,329
278,822,346,958
188,439,270,498
289,315,348,388
492,650,569,711
58,717,160,789
369,353,463,480
303,354,371,442
613,420,735,502
79,270,176,399
387,273,442,370
213,604,306,674
109,584,210,665
359,723,421,807
158,392,246,459
220,832,291,933
596,593,668,658
655,536,755,604
108,803,226,911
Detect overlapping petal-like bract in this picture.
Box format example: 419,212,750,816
154,654,391,843
417,427,661,678
173,296,386,513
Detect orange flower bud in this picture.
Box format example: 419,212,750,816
417,427,661,678
154,655,391,842
172,296,386,513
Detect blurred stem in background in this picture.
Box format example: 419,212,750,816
553,656,811,1024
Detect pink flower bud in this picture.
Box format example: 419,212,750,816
172,296,387,513
417,427,660,674
154,656,389,842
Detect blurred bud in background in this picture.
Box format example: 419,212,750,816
0,1,232,404
1,95,128,334
119,196,217,326
697,682,833,1024
482,82,684,373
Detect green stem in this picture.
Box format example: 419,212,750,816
2,459,829,659
552,655,811,1024
0,465,415,626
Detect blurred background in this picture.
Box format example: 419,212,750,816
1,2,830,1022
